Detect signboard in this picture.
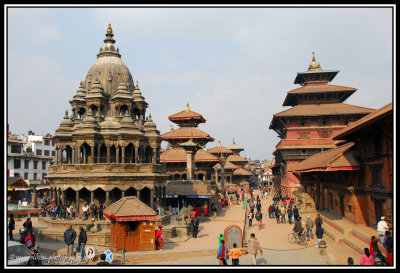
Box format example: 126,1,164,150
224,225,243,250
186,195,212,199
104,250,113,263
29,180,40,185
85,246,95,259
166,195,178,198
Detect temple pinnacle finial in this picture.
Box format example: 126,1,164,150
218,140,221,147
186,102,190,111
107,23,113,35
233,138,235,144
136,80,139,88
308,51,321,71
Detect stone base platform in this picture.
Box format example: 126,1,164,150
38,216,111,231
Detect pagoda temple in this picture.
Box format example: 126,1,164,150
160,103,219,181
269,52,375,195
208,140,252,190
160,103,220,210
47,24,168,212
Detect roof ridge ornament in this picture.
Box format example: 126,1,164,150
186,102,190,111
308,51,322,71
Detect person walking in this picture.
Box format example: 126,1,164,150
64,225,76,258
315,223,324,248
82,203,89,220
91,202,98,221
370,236,379,257
155,225,164,250
218,234,224,246
228,243,242,266
255,211,261,228
347,257,354,265
268,205,273,219
248,212,253,227
191,214,199,239
97,253,110,265
314,214,323,229
287,206,293,225
98,203,105,221
217,240,229,265
259,212,263,229
247,233,263,265
256,201,261,212
271,205,275,219
275,206,280,224
24,229,35,249
360,248,374,265
76,227,87,260
8,214,15,241
377,216,389,244
293,206,299,220
280,206,286,223
373,250,389,265
382,230,393,255
306,216,314,240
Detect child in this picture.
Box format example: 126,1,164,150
217,240,229,265
228,243,242,265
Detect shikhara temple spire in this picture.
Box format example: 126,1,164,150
308,51,322,71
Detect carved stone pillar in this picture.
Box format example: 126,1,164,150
152,148,157,164
91,145,95,164
121,190,126,198
76,191,80,213
71,148,75,164
116,146,120,164
56,189,60,206
121,146,125,163
90,191,94,205
137,189,141,201
150,188,154,210
106,191,110,206
55,148,58,165
107,146,111,163
97,145,101,163
135,147,139,163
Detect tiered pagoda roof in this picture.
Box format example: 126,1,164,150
207,141,234,156
289,142,359,173
160,147,219,163
168,102,206,127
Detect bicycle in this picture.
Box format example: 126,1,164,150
288,231,308,246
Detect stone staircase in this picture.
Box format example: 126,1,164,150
320,212,383,255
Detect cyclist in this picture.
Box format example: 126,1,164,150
293,218,304,241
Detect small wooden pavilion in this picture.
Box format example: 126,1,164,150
103,196,157,252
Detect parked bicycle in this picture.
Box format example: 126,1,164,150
288,231,308,246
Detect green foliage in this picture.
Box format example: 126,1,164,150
25,146,32,153
103,92,111,99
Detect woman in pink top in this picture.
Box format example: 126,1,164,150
360,248,374,265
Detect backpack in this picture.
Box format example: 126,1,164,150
255,213,261,221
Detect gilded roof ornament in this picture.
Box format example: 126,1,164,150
308,51,322,71
106,23,113,35
186,102,190,111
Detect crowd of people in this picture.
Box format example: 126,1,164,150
40,201,106,222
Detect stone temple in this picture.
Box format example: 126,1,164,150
47,24,168,213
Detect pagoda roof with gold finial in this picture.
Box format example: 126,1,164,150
207,141,234,155
168,102,206,127
294,52,339,86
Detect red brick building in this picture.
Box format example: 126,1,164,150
269,53,375,195
291,103,393,227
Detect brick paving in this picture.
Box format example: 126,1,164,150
9,191,367,266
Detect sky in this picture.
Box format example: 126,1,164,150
5,5,394,161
